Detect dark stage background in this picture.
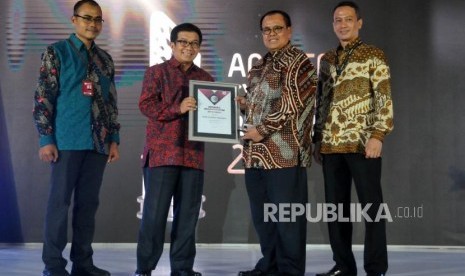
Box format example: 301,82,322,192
1,0,465,245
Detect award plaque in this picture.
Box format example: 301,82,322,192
189,80,240,143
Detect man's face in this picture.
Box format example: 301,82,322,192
261,13,292,52
333,6,362,46
72,3,103,45
170,31,200,66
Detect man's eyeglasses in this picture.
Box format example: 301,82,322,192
74,14,104,24
176,40,200,49
261,25,286,35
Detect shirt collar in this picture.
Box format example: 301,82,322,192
338,37,362,51
265,41,292,61
168,56,196,72
69,33,96,51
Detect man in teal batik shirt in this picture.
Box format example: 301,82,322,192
33,1,120,276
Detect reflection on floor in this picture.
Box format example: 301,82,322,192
1,243,464,275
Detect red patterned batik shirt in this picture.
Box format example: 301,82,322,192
139,56,214,170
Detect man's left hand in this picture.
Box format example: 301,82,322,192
108,142,120,163
365,138,382,158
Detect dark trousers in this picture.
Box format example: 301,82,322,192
245,167,308,276
42,150,108,271
322,153,388,275
136,166,204,273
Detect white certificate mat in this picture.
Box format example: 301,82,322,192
197,89,232,135
189,80,239,144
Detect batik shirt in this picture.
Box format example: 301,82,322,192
33,34,120,154
242,43,318,169
313,38,394,154
139,57,214,170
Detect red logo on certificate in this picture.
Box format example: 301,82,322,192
198,89,229,105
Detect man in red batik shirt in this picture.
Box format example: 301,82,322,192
134,23,213,276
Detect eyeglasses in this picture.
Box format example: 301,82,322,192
74,14,104,24
261,25,286,35
176,40,200,49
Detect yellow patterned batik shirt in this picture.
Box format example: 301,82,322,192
313,38,394,154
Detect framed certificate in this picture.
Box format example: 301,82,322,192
189,80,240,144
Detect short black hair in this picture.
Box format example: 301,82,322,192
170,23,203,45
260,10,292,30
333,1,361,20
73,0,101,15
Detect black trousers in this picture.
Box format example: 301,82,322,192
245,167,308,276
136,166,204,273
322,153,388,275
42,150,108,272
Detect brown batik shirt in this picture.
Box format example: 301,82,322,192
242,43,318,169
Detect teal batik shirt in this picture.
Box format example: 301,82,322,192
33,34,120,154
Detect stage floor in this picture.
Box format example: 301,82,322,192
1,243,464,275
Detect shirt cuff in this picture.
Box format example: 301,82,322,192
109,133,120,144
370,130,385,142
39,135,55,147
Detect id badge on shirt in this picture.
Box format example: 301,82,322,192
82,79,94,97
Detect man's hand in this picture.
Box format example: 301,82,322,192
39,144,59,162
365,138,383,158
180,97,197,114
107,142,120,163
242,125,264,142
312,141,322,165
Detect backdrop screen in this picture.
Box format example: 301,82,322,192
1,0,465,245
